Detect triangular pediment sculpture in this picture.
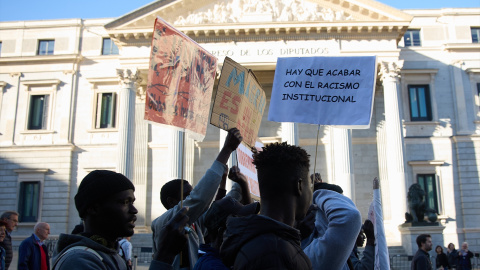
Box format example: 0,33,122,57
105,0,412,30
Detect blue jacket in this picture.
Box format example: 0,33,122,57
18,234,50,270
1,245,5,270
193,244,228,270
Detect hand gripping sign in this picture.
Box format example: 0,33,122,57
269,56,377,128
145,17,217,141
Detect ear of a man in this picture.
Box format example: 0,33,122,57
295,178,303,197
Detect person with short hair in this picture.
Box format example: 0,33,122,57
151,128,242,270
18,222,51,270
0,211,19,270
0,220,8,270
221,142,314,269
457,242,474,270
411,234,433,270
447,243,458,269
349,220,375,270
52,170,137,270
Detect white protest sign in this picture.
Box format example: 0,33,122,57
368,188,390,270
268,56,377,128
236,141,263,200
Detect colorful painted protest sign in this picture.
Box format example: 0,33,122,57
210,57,266,147
268,56,377,128
236,141,263,200
145,17,217,141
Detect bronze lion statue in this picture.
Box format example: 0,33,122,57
405,183,437,223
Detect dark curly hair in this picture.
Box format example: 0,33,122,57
253,142,310,199
160,179,191,209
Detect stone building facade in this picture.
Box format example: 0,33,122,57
0,0,479,255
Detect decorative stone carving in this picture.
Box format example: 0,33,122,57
173,0,354,25
117,68,142,87
379,61,402,81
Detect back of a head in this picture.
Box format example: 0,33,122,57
253,142,310,200
416,234,431,248
314,182,343,194
160,179,184,209
75,170,135,219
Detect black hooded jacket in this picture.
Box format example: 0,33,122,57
220,214,312,270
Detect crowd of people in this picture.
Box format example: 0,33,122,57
411,234,475,270
0,128,477,270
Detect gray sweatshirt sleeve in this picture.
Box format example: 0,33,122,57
152,160,226,253
304,189,362,270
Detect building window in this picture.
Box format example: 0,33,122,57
417,174,439,214
96,92,117,128
27,94,49,130
15,169,47,223
0,41,2,57
477,83,480,110
37,40,54,55
102,38,119,55
408,85,432,121
404,29,421,47
472,27,480,43
18,182,40,223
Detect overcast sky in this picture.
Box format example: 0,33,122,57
0,0,479,22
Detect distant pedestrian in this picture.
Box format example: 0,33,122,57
435,245,449,270
118,237,132,270
18,222,51,270
411,234,433,270
457,242,473,270
0,211,19,270
0,220,8,270
446,243,458,269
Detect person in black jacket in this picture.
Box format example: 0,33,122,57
411,234,433,270
447,243,458,269
457,242,474,270
221,142,313,270
435,245,449,270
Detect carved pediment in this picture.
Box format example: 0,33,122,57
104,0,412,43
106,0,412,30
172,0,354,25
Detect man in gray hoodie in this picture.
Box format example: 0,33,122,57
151,128,242,270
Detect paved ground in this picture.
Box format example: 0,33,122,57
10,250,151,270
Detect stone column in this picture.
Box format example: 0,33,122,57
281,122,299,145
451,61,469,134
116,68,140,179
380,62,408,233
133,100,148,229
169,130,184,180
330,127,354,200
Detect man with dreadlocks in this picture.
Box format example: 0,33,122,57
221,142,313,269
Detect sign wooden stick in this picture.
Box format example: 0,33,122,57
314,124,321,175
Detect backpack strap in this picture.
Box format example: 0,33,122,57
52,246,103,269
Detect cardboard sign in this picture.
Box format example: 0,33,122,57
268,56,377,128
145,17,217,141
210,57,266,148
236,141,263,200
